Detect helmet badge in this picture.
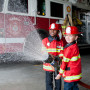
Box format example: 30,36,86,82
66,27,71,34
51,24,55,29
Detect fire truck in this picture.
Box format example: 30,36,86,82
0,0,90,56
0,0,72,55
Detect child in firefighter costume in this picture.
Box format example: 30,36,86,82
55,26,82,90
42,23,65,90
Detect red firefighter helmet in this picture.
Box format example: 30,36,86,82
49,23,59,30
65,26,82,35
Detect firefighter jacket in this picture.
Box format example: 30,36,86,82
42,35,64,72
59,42,82,82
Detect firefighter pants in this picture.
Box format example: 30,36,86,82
64,81,79,90
46,71,61,90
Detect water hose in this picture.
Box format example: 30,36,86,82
78,81,90,89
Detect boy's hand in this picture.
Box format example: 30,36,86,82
55,74,61,80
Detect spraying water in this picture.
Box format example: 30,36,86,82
23,28,49,62
0,26,48,63
0,19,48,63
0,0,49,63
0,18,48,63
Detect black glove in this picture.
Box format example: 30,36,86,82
54,56,60,61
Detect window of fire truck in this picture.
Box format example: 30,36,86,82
37,0,46,16
0,0,4,12
50,2,63,18
8,0,28,13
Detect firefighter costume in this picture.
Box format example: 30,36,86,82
56,26,82,90
42,23,65,90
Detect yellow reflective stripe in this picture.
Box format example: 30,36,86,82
59,54,63,57
63,57,70,62
46,49,58,52
70,54,80,61
46,48,63,52
43,65,52,70
63,54,80,62
59,68,64,74
62,26,66,28
64,73,82,81
47,47,63,50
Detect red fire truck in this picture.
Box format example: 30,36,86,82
0,0,90,56
0,0,72,54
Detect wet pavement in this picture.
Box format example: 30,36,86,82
0,49,89,90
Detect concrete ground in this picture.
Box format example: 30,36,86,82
0,49,89,90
